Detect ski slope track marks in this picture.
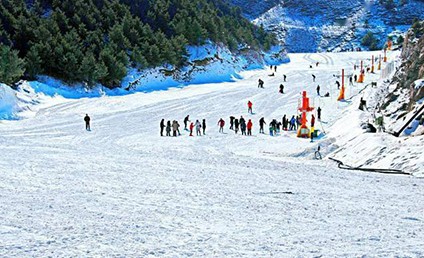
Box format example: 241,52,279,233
0,51,423,257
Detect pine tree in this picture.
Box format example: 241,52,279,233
99,45,128,88
0,44,25,85
78,52,108,87
25,45,43,79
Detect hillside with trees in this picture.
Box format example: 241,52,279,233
0,0,276,88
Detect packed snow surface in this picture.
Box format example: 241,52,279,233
1,51,423,256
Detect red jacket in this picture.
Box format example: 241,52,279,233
218,119,225,127
247,120,253,129
190,123,194,130
248,101,252,108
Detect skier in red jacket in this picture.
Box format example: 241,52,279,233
247,119,253,136
218,118,225,133
189,122,194,136
248,101,253,114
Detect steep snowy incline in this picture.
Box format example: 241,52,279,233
0,51,423,256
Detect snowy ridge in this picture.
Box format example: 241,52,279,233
0,50,423,256
252,0,424,52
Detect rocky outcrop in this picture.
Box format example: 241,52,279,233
382,21,424,115
399,21,424,106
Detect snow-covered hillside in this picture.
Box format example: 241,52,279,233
1,50,423,256
251,0,424,52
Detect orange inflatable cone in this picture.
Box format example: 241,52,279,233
357,61,364,83
383,48,387,62
337,69,345,101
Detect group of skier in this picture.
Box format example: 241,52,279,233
160,119,181,137
185,115,207,136
227,116,253,135
158,115,208,137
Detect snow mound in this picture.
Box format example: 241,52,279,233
0,84,19,119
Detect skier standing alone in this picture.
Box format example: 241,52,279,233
279,84,284,94
218,118,225,133
84,114,91,131
248,101,253,114
258,79,264,88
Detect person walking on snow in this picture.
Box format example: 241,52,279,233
279,84,284,94
247,119,253,136
310,128,314,142
84,114,91,131
296,115,301,130
234,119,239,134
202,119,206,135
269,123,274,136
176,121,181,135
172,120,180,137
312,74,316,82
160,119,165,136
240,119,247,136
276,122,282,134
166,121,172,136
349,76,353,86
258,79,264,88
311,114,315,128
229,116,235,130
195,120,202,136
336,80,340,90
239,116,246,127
259,117,266,134
316,85,321,96
282,115,287,131
218,118,225,133
283,74,287,82
184,115,190,130
317,107,322,121
189,122,195,136
290,116,296,131
248,101,253,114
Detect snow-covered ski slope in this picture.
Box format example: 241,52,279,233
1,51,423,256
